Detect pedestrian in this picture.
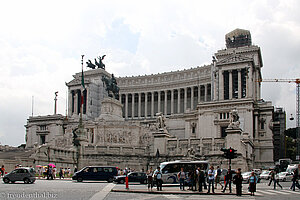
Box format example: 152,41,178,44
233,168,243,196
215,166,223,190
192,168,198,191
153,166,162,191
59,168,64,179
53,167,56,179
207,165,215,194
0,165,5,177
198,167,205,192
178,167,186,190
290,169,300,191
249,171,257,196
269,170,282,189
222,168,232,193
37,167,42,179
203,170,208,189
146,167,153,191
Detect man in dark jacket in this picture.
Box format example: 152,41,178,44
233,168,243,196
198,167,205,192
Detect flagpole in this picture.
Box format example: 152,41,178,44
80,55,84,125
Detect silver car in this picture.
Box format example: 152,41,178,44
276,172,293,182
3,167,36,184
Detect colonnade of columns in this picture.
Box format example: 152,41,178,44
219,67,251,100
70,89,87,115
120,84,211,119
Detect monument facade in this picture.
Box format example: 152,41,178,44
24,29,274,171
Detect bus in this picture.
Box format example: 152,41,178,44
159,160,209,184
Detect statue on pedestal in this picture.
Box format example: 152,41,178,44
102,74,119,100
228,109,240,129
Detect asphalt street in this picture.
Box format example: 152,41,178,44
0,179,299,200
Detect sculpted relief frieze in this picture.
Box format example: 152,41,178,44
96,129,133,145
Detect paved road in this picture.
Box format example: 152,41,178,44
0,179,299,200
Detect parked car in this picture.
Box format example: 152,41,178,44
242,171,261,183
260,170,271,180
113,172,147,184
3,167,36,184
72,166,118,182
276,172,293,182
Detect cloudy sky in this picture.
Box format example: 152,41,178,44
0,0,299,146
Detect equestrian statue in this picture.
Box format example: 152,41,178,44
102,74,119,100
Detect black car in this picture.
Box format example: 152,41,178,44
3,167,36,184
72,166,118,182
113,172,147,184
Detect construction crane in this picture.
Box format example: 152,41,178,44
258,78,300,127
258,78,300,160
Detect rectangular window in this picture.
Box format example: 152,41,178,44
221,127,227,138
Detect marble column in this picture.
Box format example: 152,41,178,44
145,92,148,118
125,93,128,119
229,70,233,99
238,69,242,99
198,86,201,103
164,90,167,115
158,91,161,113
248,67,253,98
184,87,187,112
132,93,135,119
204,84,207,102
74,91,77,115
219,70,224,100
138,92,141,118
191,87,194,110
151,91,154,117
177,89,181,113
171,89,174,114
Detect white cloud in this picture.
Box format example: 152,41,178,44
1,0,300,146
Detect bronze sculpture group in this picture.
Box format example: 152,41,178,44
86,55,106,69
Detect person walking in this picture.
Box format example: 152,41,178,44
290,169,300,191
249,171,257,196
146,167,153,191
59,168,64,179
207,165,215,194
178,167,186,190
269,170,282,189
198,167,205,192
192,168,197,191
233,168,243,196
0,165,5,177
215,166,223,190
222,168,232,193
154,166,162,191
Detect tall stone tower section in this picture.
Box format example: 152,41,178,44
212,28,263,102
66,68,111,120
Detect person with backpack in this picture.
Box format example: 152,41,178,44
178,167,186,190
215,166,223,190
153,166,162,191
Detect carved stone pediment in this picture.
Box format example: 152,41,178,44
217,54,253,66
